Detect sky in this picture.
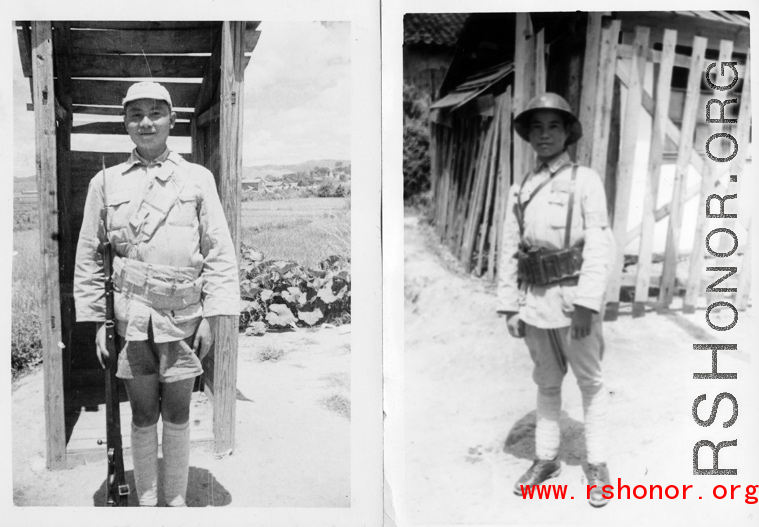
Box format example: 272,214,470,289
12,21,351,176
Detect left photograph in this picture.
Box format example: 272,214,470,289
12,21,352,507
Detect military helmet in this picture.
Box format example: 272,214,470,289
513,92,583,146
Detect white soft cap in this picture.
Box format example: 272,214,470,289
122,81,173,108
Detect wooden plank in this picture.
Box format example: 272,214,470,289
478,111,501,275
618,43,711,70
577,13,604,168
53,21,74,390
683,163,716,312
590,19,621,179
71,104,193,120
736,219,752,311
632,29,677,317
71,120,191,137
16,23,33,78
213,21,245,454
32,21,66,471
616,11,749,54
535,29,546,95
604,26,649,320
659,36,708,308
490,90,512,280
70,28,217,55
70,79,200,108
716,51,751,253
195,30,223,116
512,13,535,184
69,21,221,30
245,29,262,55
70,53,208,78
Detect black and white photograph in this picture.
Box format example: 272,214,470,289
386,2,757,525
6,1,381,525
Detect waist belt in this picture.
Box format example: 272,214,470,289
112,256,203,311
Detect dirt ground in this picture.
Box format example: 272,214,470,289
404,213,756,526
12,325,351,508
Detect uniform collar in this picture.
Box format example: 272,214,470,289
534,151,572,175
122,148,180,181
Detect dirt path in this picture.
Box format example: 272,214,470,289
404,213,755,525
12,326,351,507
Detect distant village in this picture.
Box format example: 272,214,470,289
242,161,352,194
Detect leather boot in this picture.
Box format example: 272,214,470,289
587,462,611,507
513,458,561,496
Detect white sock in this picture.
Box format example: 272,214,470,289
131,422,158,506
581,384,608,465
162,420,191,507
535,386,562,460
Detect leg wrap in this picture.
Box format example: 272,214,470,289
535,386,562,460
581,384,608,465
131,422,159,507
162,420,191,507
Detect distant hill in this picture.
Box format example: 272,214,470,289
243,159,350,181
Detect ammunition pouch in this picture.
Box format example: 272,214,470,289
112,256,204,311
516,245,583,286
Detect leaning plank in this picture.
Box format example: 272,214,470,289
632,29,677,317
604,26,649,320
477,110,501,275
590,19,621,179
70,54,208,78
535,29,546,95
512,13,535,183
70,28,216,55
658,35,707,308
683,162,717,313
716,52,751,253
577,13,604,167
69,21,220,30
72,121,191,137
15,23,33,78
70,79,200,108
32,21,66,470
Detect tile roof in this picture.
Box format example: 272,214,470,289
404,13,468,47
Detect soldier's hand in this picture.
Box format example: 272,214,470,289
506,313,525,339
95,322,108,369
570,304,593,339
193,318,214,361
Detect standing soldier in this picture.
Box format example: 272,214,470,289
75,82,240,506
498,93,615,507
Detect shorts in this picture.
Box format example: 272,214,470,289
115,323,203,383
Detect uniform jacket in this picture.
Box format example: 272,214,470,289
497,152,615,328
74,148,240,343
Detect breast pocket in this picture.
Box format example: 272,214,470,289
167,190,199,227
107,191,133,230
547,190,570,228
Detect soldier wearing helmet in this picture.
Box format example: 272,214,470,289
498,93,615,507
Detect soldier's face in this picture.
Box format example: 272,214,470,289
124,99,176,154
528,110,569,160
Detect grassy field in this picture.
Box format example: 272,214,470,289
241,197,351,268
12,229,43,378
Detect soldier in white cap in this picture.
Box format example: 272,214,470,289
75,82,240,506
498,93,615,507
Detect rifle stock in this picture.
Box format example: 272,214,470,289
103,161,130,506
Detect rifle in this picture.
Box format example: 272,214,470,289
101,156,130,506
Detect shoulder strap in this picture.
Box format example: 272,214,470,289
515,163,573,239
563,165,578,249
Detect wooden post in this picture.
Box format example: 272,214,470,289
683,163,716,312
212,21,245,454
605,26,649,320
659,36,707,308
590,19,621,179
32,21,66,470
576,12,603,167
535,29,546,95
513,13,535,183
632,29,676,317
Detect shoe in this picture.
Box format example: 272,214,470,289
513,458,561,495
587,462,611,508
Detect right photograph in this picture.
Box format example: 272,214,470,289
403,11,754,525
